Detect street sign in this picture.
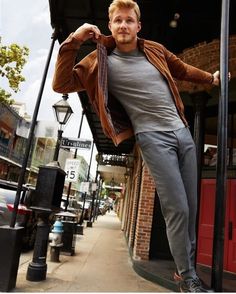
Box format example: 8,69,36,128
61,137,92,150
80,182,90,193
64,159,80,182
91,182,97,191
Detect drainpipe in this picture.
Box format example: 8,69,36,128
211,0,230,291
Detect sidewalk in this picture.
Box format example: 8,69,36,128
13,211,170,292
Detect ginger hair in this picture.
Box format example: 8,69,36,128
108,0,141,21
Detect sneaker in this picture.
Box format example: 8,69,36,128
179,277,211,292
174,272,212,290
174,271,183,282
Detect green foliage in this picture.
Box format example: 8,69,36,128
0,37,29,105
100,187,108,199
0,89,14,105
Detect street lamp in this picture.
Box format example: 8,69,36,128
26,93,72,282
52,94,73,162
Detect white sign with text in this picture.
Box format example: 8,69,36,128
64,159,80,182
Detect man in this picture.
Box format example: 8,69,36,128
53,0,220,292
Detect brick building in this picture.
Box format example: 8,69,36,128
49,0,236,289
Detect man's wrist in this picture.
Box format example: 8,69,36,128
211,74,214,84
72,32,83,44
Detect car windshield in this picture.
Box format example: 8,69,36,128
0,194,7,208
0,188,17,204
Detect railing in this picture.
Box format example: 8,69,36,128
96,153,134,167
96,153,127,166
0,137,9,146
0,142,24,165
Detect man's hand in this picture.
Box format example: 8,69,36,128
73,23,101,43
212,70,231,86
212,70,220,86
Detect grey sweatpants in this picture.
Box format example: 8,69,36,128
136,127,198,279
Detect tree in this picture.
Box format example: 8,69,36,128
0,37,29,105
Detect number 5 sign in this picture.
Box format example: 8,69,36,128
64,159,80,182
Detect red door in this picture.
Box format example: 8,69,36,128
197,179,229,269
197,179,216,266
226,180,236,272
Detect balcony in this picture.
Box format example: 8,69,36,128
0,142,24,166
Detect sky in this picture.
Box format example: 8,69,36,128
0,0,98,177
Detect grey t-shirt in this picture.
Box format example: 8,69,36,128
107,48,184,134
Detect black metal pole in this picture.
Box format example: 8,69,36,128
93,176,100,222
88,163,99,223
65,110,85,211
10,30,58,228
87,141,94,182
191,92,209,268
79,141,94,224
211,0,230,291
94,178,103,220
53,128,63,162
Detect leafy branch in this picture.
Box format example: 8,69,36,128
0,37,29,105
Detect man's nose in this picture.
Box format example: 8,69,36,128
120,20,128,28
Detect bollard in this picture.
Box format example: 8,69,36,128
86,221,93,227
0,226,24,291
26,163,66,281
26,212,51,281
55,211,77,256
76,224,84,235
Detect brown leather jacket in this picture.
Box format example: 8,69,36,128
52,34,213,146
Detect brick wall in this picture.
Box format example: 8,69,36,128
122,146,142,248
128,154,142,249
177,35,236,93
133,163,156,260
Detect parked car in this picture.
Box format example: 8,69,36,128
0,180,37,251
60,195,83,222
98,200,107,215
98,200,111,215
77,200,92,221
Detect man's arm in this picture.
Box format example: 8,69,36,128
52,23,102,94
163,47,221,86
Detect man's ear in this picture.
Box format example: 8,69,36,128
137,21,141,33
108,21,111,32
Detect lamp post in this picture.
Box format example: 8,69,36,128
52,94,73,163
26,94,73,282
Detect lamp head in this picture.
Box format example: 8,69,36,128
53,94,73,126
